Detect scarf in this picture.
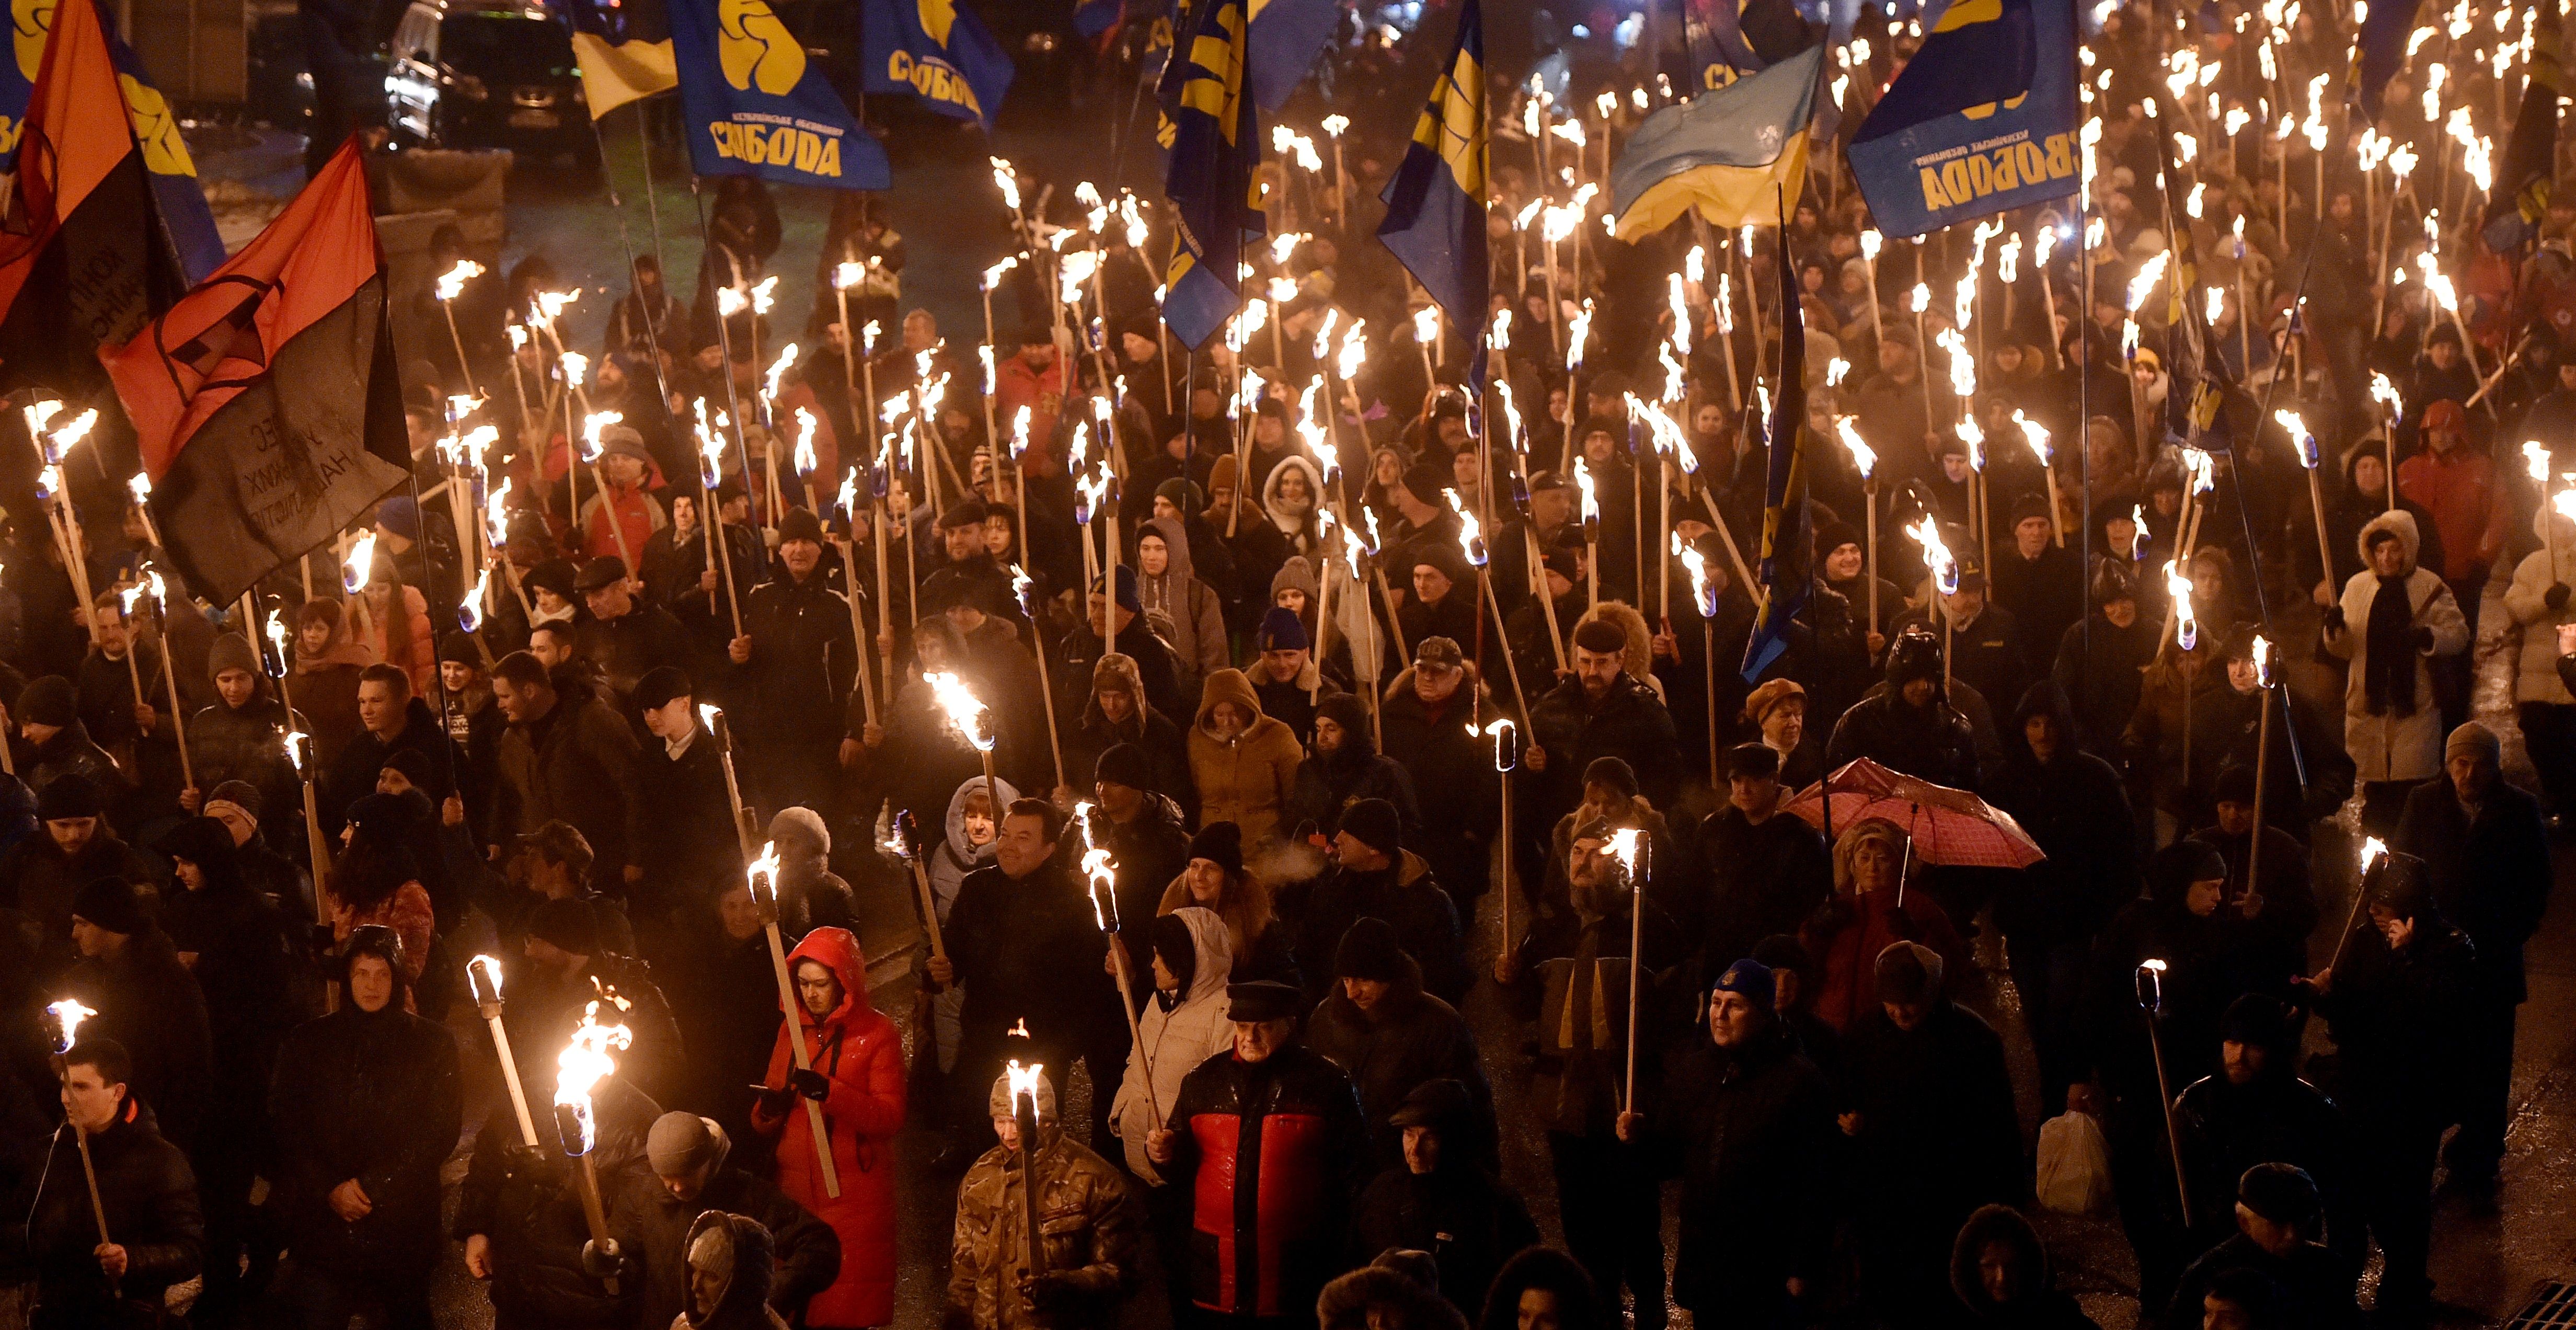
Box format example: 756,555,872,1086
2362,572,2417,717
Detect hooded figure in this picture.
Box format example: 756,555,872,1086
1134,516,1229,696
749,927,905,1328
611,1114,842,1330
1948,1205,2098,1328
1287,692,1425,843
948,1067,1142,1329
1111,907,1234,1182
1317,1255,1473,1330
1263,455,1330,558
1824,626,1982,790
1187,669,1305,847
2322,509,2468,785
677,1211,791,1330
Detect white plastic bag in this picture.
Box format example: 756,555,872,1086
2033,1110,2115,1216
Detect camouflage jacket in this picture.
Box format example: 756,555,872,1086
947,1133,1141,1330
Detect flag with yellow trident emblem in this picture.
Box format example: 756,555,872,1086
671,0,890,188
1155,0,1262,349
1377,0,1487,373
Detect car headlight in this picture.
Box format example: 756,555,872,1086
1024,30,1058,52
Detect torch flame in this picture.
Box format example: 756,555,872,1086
343,531,377,593
48,408,98,460
1908,514,1958,595
2278,409,2319,467
435,259,484,302
2360,835,2388,875
467,955,505,1004
925,671,995,751
2016,411,2051,465
45,997,94,1052
1573,458,1600,525
1836,417,1876,479
2251,633,2274,687
283,728,308,775
2165,558,2198,650
2525,441,2551,484
1606,827,1643,881
461,567,489,633
553,997,634,1154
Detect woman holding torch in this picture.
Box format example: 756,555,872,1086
751,925,906,1329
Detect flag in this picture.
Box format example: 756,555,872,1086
669,0,891,189
1610,43,1822,239
2483,3,2564,253
1246,0,1337,110
2347,0,2421,122
2151,109,2228,441
0,0,223,282
1684,0,1792,91
1076,0,1122,40
1742,211,1808,681
99,141,413,606
0,0,191,412
1156,0,1262,348
561,0,678,119
1846,0,2079,238
862,0,1014,132
1376,0,1485,343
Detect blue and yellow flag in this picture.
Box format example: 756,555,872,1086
0,0,222,282
862,0,1014,132
1610,43,1820,239
669,0,891,189
1742,213,1808,681
2347,0,2421,122
1377,0,1485,347
1684,0,1769,91
1156,0,1261,348
1846,0,2077,238
1246,0,1337,110
561,0,678,119
2482,1,2562,252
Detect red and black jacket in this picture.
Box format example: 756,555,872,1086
1163,1043,1368,1320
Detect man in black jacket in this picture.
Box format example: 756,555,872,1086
26,1039,203,1328
1825,626,1983,791
1088,748,1192,984
1284,799,1468,1008
1304,918,1493,1167
454,1045,661,1329
1694,743,1831,972
1146,980,1370,1325
1286,693,1424,844
1347,1079,1537,1321
2163,1164,2360,1330
2174,994,2361,1266
63,878,214,1153
1627,959,1835,1329
2395,721,2551,1195
1525,617,1682,827
724,508,860,815
632,667,742,911
323,663,464,833
269,927,464,1330
1377,639,1503,918
575,557,695,712
1053,566,1189,728
611,1112,841,1330
1,772,167,976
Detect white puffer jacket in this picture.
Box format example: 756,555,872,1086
2504,505,2576,705
1109,905,1233,1183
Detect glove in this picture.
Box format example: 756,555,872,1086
501,1144,561,1188
2412,625,2436,652
789,1067,831,1102
2320,606,2346,635
752,1083,797,1116
580,1237,626,1280
2549,584,2571,611
1028,1271,1088,1315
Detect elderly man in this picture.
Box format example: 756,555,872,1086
612,1112,840,1330
574,557,693,709
2395,721,2551,1197
1146,981,1369,1328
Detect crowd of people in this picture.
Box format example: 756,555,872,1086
1,0,2574,1323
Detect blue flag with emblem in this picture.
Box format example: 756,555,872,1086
1376,0,1485,369
0,5,222,282
2347,0,2421,122
1684,0,1767,93
1845,0,2078,238
861,0,1013,132
669,0,890,189
1246,0,1337,110
1742,211,1808,681
1156,0,1261,348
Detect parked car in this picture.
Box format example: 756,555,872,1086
383,1,595,165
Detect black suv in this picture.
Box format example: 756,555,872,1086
384,2,595,164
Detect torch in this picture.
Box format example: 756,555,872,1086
2370,373,2404,510
433,260,486,398
2329,836,2391,972
1487,719,1519,965
829,469,880,729
2017,412,2063,546
42,999,113,1270
2529,442,2559,573
466,956,542,1147
884,811,947,967
695,409,748,638
2133,959,2192,1216
926,670,999,802
1451,488,1525,715
2278,409,2336,599
1837,417,1880,633
1908,514,1959,686
553,997,632,1294
38,407,103,644
1006,1059,1046,1278
110,583,149,736
283,727,332,925
741,841,845,1205
131,571,191,792
1677,535,1720,775
1076,809,1157,1129
1609,828,1647,1114
1011,566,1068,793
1574,458,1601,611
2245,634,2275,907
1859,228,1887,350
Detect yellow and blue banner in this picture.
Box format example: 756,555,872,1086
1742,213,1808,681
1155,0,1262,348
0,0,222,282
1245,0,1337,110
2481,0,2561,252
1376,0,1485,351
1845,0,2077,238
670,0,890,189
561,0,678,119
861,0,1013,132
2347,0,2421,123
1609,42,1821,239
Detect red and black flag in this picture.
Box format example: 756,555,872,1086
100,141,412,604
0,0,191,414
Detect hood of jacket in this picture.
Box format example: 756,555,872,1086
1949,1203,2052,1316
783,926,869,1028
1263,454,1325,531
1194,667,1267,735
1170,903,1234,1005
1140,514,1198,585
1319,1264,1469,1330
2358,507,2421,575
944,774,1020,863
680,1209,778,1328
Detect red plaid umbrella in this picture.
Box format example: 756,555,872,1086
1780,758,2046,869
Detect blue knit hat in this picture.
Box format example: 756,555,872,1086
375,496,423,541
1257,605,1308,652
1709,958,1775,1012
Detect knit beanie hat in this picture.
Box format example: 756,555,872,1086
646,1112,731,1177
38,773,103,821
1339,798,1401,854
1710,958,1776,1012
207,633,261,680
19,676,76,727
72,877,148,935
437,632,484,667
1095,742,1153,792
1334,916,1410,982
1257,605,1309,652
2446,721,2501,767
1188,822,1243,877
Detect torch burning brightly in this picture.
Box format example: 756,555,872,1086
1908,514,1958,595
1836,418,1876,479
435,260,483,302
553,999,634,1154
44,997,94,1052
1606,827,1643,886
2252,633,2274,688
925,671,995,752
2166,559,2198,651
2360,835,2388,877
342,532,376,594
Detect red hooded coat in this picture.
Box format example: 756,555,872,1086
750,926,906,1327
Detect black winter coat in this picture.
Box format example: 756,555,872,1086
1305,957,1494,1166
2174,1069,2361,1260
1284,853,1468,1009
633,729,742,898
1102,795,1193,981
1843,1001,2025,1243
1654,1025,1837,1313
321,697,464,833
162,877,303,1154
1693,806,1832,970
496,684,643,870
1826,691,1982,791
1377,675,1503,887
574,602,695,707
2310,913,2478,1126
0,828,166,977
2395,778,2551,1002
1524,672,1681,821
1347,1163,1537,1319
727,571,859,752
2163,1235,2359,1330
947,861,1125,1052
268,1003,464,1277
2052,611,2158,759
63,929,214,1152
185,692,303,825
453,1078,661,1327
1988,736,2137,947
24,1100,201,1320
610,1163,841,1330
1286,748,1423,843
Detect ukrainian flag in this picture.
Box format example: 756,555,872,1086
1376,0,1486,336
1157,0,1262,349
562,0,678,119
1609,43,1822,239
